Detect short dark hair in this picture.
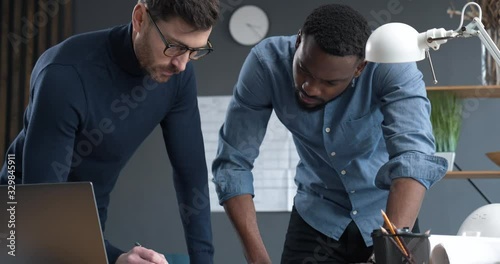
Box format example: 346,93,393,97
302,4,370,58
141,0,220,30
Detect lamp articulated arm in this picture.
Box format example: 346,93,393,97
365,2,500,84
424,2,500,67
469,17,500,67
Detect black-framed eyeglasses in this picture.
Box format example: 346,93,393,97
145,9,213,60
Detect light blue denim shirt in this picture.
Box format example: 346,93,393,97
212,35,447,246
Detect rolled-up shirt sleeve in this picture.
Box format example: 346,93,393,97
212,48,273,205
374,62,448,190
376,151,447,189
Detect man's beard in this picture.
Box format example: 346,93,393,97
294,88,326,112
147,64,179,83
294,80,354,112
135,37,178,83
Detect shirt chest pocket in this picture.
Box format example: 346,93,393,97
340,112,381,148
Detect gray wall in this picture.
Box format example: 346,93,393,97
73,0,500,263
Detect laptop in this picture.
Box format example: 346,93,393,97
0,182,108,264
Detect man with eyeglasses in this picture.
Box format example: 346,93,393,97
0,1,219,263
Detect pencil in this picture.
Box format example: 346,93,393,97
391,223,413,260
380,226,413,263
380,210,408,257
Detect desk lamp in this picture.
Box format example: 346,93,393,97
365,2,500,84
457,203,500,238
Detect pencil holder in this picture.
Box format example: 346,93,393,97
371,229,430,264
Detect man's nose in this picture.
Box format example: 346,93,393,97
171,52,190,72
302,79,321,97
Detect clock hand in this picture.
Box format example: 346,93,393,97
246,23,263,38
246,23,262,29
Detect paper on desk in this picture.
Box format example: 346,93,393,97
429,235,500,264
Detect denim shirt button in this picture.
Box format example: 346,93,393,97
330,152,336,157
350,190,355,194
325,127,331,133
352,210,358,215
341,170,346,175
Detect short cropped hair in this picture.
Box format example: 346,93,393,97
302,4,370,58
140,0,219,30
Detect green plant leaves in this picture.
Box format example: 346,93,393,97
428,91,463,152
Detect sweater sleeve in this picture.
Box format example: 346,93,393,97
105,240,125,264
22,64,87,184
160,62,214,263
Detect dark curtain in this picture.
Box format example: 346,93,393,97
0,0,73,162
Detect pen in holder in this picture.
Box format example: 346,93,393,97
371,229,430,264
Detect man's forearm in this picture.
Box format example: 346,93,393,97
105,239,125,264
176,178,214,263
385,177,426,230
223,194,271,264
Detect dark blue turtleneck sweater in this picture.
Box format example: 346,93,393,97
0,23,214,263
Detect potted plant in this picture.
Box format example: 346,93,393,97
428,91,463,171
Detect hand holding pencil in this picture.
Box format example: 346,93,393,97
115,242,169,264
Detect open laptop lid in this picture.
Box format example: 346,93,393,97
0,182,108,264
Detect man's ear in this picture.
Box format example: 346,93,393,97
354,60,368,77
132,3,146,33
295,30,302,49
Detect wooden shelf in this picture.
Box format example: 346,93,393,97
425,86,500,178
445,171,500,179
426,85,500,98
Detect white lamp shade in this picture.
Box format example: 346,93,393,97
366,22,426,63
458,203,500,238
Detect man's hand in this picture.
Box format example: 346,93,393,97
116,246,169,264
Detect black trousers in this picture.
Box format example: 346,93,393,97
280,207,421,264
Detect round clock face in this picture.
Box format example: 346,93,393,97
229,5,269,46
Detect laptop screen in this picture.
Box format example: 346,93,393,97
0,182,108,264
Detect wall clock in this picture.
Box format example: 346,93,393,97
229,5,269,46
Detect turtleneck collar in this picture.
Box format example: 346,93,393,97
108,23,146,76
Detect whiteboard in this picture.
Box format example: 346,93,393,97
198,96,299,212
